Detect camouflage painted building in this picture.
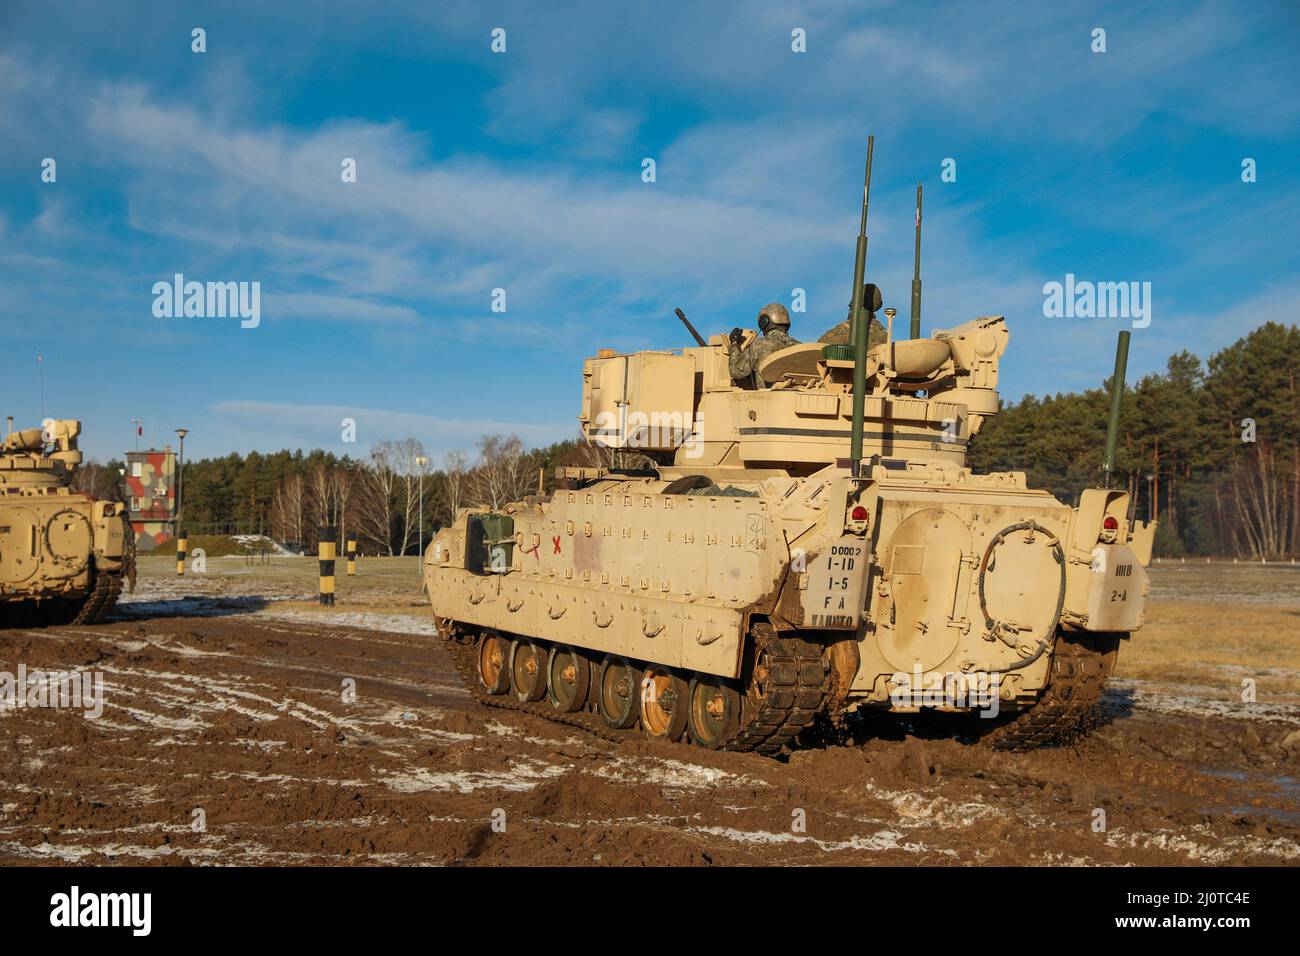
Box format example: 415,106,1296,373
124,448,177,552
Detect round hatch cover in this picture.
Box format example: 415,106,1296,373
45,509,92,572
979,522,1065,654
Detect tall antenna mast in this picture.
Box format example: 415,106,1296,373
910,183,923,340
848,136,875,468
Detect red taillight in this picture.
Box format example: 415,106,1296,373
1103,516,1118,531
851,505,869,521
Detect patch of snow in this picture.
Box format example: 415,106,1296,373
593,755,766,790
230,535,294,556
1106,824,1300,863
862,781,1005,829
689,825,947,855
381,760,567,794
1111,678,1300,724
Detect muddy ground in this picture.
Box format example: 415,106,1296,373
1,557,1298,866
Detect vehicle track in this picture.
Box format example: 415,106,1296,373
438,619,827,755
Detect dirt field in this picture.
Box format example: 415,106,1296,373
1,555,1297,866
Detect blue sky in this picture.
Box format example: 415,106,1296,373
2,0,1297,464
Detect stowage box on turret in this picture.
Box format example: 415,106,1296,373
0,419,132,626
424,142,1155,753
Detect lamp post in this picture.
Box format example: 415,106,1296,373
1145,473,1155,523
175,428,189,536
415,455,429,576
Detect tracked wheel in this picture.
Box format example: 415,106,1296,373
597,655,642,729
639,666,689,741
687,675,743,749
510,638,549,703
476,631,512,695
546,645,591,713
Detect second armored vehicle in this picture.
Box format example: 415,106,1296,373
0,419,132,626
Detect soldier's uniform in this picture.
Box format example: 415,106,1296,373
729,327,800,384
818,314,887,349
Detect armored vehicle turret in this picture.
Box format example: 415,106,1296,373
424,141,1154,753
0,419,132,626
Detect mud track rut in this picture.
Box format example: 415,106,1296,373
0,607,1298,866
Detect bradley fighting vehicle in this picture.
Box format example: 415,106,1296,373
0,418,132,626
425,139,1155,753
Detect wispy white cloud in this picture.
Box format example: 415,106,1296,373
83,84,843,285
267,292,422,326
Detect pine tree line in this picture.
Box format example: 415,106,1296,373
968,322,1299,558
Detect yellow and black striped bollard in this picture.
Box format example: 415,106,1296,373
176,532,187,576
346,537,357,576
318,526,336,606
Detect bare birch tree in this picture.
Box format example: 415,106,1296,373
270,472,305,543
329,466,354,547
356,443,399,555
306,461,334,538
389,438,429,556
443,450,468,524
469,434,536,510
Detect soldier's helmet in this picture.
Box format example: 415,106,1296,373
757,302,791,332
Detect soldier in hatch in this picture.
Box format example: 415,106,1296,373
729,303,800,386
818,299,888,349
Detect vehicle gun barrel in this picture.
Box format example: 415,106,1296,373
674,308,708,348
